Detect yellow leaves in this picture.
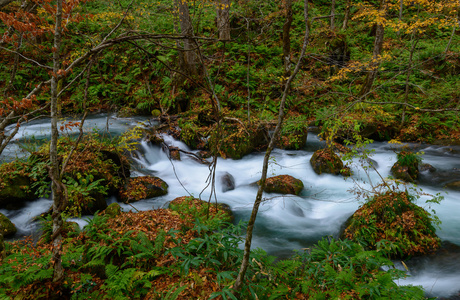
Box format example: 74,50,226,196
328,54,392,82
388,139,402,145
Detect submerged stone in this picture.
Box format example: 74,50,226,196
221,172,235,193
445,181,460,191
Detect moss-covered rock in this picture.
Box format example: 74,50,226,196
310,148,345,175
259,175,304,195
104,203,122,217
278,130,308,150
119,176,168,203
0,213,17,237
0,173,35,209
209,120,269,160
25,134,131,216
342,191,440,258
391,151,421,183
169,196,234,224
278,115,308,150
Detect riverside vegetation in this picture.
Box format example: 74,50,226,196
0,0,459,298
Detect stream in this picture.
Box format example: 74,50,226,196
1,114,460,298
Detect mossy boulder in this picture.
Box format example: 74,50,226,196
179,121,205,149
310,148,345,175
169,196,234,224
259,175,304,195
342,191,440,258
278,130,308,150
209,121,269,159
391,151,421,183
0,174,35,209
52,136,130,216
119,176,168,203
0,213,17,237
104,203,122,217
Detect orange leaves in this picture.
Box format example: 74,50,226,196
0,95,36,117
59,120,81,132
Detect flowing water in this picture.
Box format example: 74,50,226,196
1,115,459,298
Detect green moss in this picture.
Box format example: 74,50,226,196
260,175,304,195
310,148,344,175
343,191,440,257
0,213,16,238
104,203,122,217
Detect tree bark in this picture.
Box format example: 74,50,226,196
359,0,386,98
401,30,418,126
330,0,336,30
342,0,351,30
282,0,293,79
216,0,230,41
174,0,198,76
232,0,310,293
50,0,64,283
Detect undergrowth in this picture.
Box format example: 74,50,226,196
0,197,426,299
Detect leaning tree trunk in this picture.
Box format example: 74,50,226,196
216,0,230,41
50,0,64,283
401,30,418,126
282,0,293,80
175,0,198,76
359,0,386,97
232,0,310,293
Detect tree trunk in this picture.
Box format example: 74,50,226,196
50,0,64,283
282,0,293,79
216,0,230,41
330,0,336,30
359,0,386,98
401,31,418,126
445,3,459,54
342,0,351,30
175,0,198,76
232,0,310,293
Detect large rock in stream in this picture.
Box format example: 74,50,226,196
0,175,36,209
390,150,420,183
0,161,38,209
310,148,348,176
258,175,304,195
